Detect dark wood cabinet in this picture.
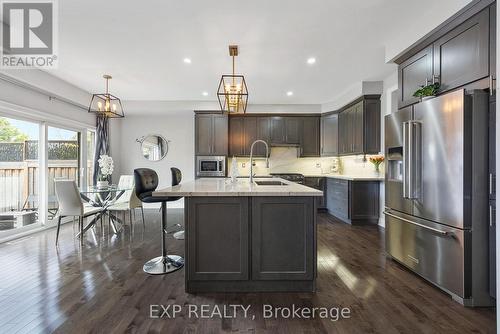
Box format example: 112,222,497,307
396,5,494,108
228,116,244,156
300,116,320,157
304,177,326,210
186,197,249,281
338,97,381,155
270,117,286,144
398,46,434,108
251,197,315,281
228,115,319,157
285,117,301,144
320,113,338,156
326,178,380,225
195,112,228,156
433,8,489,93
256,117,271,156
269,116,301,145
229,116,271,157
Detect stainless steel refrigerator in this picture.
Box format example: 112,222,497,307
384,89,493,306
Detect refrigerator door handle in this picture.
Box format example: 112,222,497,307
384,211,450,236
409,121,422,200
403,121,410,198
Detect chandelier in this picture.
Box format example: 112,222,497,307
88,74,124,118
217,45,248,113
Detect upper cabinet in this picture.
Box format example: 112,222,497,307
300,116,320,157
320,113,338,156
195,112,228,156
397,5,494,108
228,115,320,157
398,46,434,108
433,9,489,93
269,117,301,145
338,97,381,155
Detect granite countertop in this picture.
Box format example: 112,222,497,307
303,173,385,181
153,178,323,197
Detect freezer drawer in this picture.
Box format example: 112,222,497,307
385,210,469,299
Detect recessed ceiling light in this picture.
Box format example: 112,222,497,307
286,91,294,96
202,91,209,96
307,57,316,65
183,58,192,64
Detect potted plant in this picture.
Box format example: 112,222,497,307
413,82,440,101
97,154,114,188
369,155,384,174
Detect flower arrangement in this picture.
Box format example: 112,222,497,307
369,155,384,173
97,154,114,182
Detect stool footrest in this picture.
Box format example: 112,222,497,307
143,255,184,275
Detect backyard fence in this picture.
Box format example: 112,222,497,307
0,140,89,213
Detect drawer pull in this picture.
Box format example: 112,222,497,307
384,211,449,236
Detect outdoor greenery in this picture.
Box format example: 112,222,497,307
0,118,29,142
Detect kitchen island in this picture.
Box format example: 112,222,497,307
153,178,322,293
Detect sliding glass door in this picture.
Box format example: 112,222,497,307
47,126,81,221
0,113,96,238
0,116,41,233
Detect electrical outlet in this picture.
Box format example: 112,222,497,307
241,162,246,168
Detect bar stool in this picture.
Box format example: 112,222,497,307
171,167,185,240
134,168,184,275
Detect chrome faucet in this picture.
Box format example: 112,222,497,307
249,140,270,184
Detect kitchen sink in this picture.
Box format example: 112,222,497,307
254,180,288,186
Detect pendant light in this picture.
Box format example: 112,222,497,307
88,74,124,118
217,45,248,113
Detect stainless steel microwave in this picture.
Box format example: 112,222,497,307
196,156,226,177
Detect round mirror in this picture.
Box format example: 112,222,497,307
140,135,169,161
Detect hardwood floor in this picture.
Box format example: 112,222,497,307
0,210,495,333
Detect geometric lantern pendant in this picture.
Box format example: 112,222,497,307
217,45,248,114
88,74,125,118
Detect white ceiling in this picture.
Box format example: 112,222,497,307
48,0,472,104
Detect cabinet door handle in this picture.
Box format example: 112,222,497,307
432,75,440,85
490,204,495,227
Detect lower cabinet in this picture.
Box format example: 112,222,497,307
304,177,327,210
185,196,316,292
326,178,380,225
252,197,315,280
186,197,249,281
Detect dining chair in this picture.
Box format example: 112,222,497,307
54,179,103,245
108,175,145,227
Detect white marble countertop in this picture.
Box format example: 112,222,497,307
153,178,323,197
303,173,385,181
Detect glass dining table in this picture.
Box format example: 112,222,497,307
78,184,132,237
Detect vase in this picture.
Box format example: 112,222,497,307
374,164,381,176
97,180,109,188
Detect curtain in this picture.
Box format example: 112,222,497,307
93,115,110,184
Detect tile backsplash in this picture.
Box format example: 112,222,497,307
228,147,384,177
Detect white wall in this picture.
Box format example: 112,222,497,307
110,111,195,208
378,71,398,227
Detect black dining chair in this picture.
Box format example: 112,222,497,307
134,168,184,275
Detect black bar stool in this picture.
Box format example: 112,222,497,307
171,167,185,240
134,168,184,275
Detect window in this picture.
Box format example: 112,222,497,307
47,126,81,221
0,117,40,233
